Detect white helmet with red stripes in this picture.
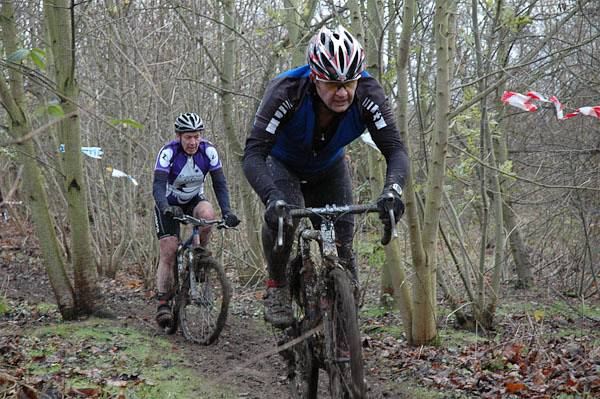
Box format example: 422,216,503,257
307,25,365,82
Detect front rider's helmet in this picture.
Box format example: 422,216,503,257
307,25,365,82
174,112,204,133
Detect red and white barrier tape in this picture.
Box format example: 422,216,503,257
501,91,600,120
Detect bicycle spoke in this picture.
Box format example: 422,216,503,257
179,258,231,345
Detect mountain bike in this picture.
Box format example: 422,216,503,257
163,215,232,345
275,196,397,399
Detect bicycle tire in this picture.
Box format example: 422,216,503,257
179,256,231,345
324,267,366,399
284,322,319,399
164,254,184,335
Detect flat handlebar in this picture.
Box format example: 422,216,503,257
273,196,398,247
173,215,230,229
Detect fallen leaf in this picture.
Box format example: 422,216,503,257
106,379,127,387
125,280,143,289
68,387,101,397
533,309,544,322
17,386,38,399
505,381,527,393
532,370,546,385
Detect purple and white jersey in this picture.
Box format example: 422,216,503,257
154,139,222,205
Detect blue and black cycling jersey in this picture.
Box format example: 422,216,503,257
243,64,409,204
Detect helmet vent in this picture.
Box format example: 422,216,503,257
307,25,365,82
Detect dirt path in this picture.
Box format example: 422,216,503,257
0,223,399,398
1,250,287,398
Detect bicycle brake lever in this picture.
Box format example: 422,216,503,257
383,194,398,241
387,207,398,239
274,200,286,249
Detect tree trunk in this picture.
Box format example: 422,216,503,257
45,0,99,313
411,0,454,345
496,135,533,288
0,0,76,319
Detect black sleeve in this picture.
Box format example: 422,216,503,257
242,130,279,204
358,77,410,189
242,76,298,204
152,170,169,212
209,168,231,214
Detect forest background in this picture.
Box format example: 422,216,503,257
0,0,599,398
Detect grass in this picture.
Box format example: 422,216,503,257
0,296,9,315
35,302,58,314
24,318,236,398
397,380,470,399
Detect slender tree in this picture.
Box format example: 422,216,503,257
0,0,76,318
44,0,100,313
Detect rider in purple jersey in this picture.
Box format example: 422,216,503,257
243,26,409,328
152,112,240,328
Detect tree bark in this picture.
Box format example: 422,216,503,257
0,0,76,319
45,0,99,313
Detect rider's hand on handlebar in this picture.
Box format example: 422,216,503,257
223,212,241,228
264,197,291,230
377,183,405,226
164,205,184,219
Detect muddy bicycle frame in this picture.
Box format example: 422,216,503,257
166,215,233,345
274,195,397,399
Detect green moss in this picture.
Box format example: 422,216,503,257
360,305,390,319
363,324,404,339
24,318,235,398
35,302,58,314
393,381,469,398
549,300,600,319
496,301,535,317
0,297,9,315
437,327,488,348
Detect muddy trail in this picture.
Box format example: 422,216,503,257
5,219,599,398
0,221,400,398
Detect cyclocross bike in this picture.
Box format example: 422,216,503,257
163,215,232,345
274,194,397,399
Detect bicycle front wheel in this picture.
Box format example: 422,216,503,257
283,322,319,399
324,268,366,399
179,257,231,345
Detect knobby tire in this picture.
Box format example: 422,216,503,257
284,320,319,399
179,256,231,345
325,268,366,398
164,258,182,335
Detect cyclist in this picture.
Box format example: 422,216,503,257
242,25,409,328
153,112,240,328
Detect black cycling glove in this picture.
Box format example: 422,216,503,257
223,212,241,228
264,193,291,230
377,183,405,225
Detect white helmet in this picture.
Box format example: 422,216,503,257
174,112,204,132
307,25,365,82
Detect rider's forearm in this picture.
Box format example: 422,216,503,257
152,170,169,211
371,128,409,189
242,135,280,204
209,168,231,214
382,145,409,189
